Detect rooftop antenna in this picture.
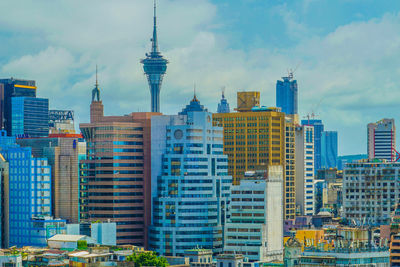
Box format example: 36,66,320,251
221,86,226,99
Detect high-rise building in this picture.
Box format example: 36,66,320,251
141,2,168,113
301,119,324,172
343,160,400,226
224,166,283,262
213,92,296,219
0,78,36,135
295,125,315,215
276,73,298,115
17,133,84,223
367,118,395,161
217,90,230,113
80,76,159,247
0,131,65,247
149,96,232,256
321,131,338,169
0,157,9,248
11,97,49,137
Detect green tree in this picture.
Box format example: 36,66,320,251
126,251,169,267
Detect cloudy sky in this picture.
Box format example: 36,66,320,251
0,0,400,155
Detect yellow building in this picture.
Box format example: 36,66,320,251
213,92,296,219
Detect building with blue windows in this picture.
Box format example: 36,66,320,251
321,131,338,169
276,74,298,115
11,97,49,137
0,78,36,135
0,131,65,247
150,96,232,256
302,119,324,172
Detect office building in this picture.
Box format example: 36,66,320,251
17,133,83,223
276,73,298,115
0,131,65,247
49,110,75,134
0,78,36,135
321,131,338,169
0,157,9,248
213,92,296,219
368,118,396,161
80,77,158,247
343,160,400,225
141,2,168,113
11,97,49,137
149,96,232,256
295,125,315,215
217,90,230,113
224,166,283,262
301,119,324,172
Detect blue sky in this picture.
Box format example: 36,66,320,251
0,0,400,155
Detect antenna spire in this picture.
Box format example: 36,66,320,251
152,0,159,53
95,64,98,87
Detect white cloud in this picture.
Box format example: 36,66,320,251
0,1,400,155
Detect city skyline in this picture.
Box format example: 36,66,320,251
0,1,400,155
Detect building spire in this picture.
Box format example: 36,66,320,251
95,64,98,88
152,0,159,54
92,65,101,102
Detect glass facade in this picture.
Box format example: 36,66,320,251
321,131,338,169
0,78,36,136
150,99,232,256
11,97,49,137
276,76,298,115
0,130,65,247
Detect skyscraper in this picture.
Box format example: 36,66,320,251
321,131,338,169
295,125,315,215
0,78,36,135
11,97,49,137
301,119,324,172
141,1,168,113
0,130,65,247
276,73,298,115
150,96,232,256
17,133,84,224
213,92,296,219
367,118,395,161
217,90,230,113
80,74,159,247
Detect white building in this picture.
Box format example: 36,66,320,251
295,125,315,215
343,160,400,225
368,118,396,161
224,166,283,262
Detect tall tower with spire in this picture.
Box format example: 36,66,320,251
217,88,230,113
90,66,104,123
141,0,168,113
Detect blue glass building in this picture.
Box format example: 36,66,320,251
150,96,232,256
321,131,338,169
0,78,36,135
302,119,324,172
0,131,65,247
276,75,298,115
11,97,49,137
141,2,168,113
